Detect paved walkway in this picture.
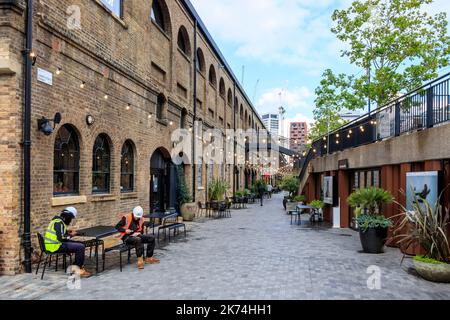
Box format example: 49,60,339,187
1,193,449,300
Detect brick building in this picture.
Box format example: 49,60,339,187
289,122,307,153
0,0,266,274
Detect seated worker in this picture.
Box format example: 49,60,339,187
115,206,160,270
44,207,91,277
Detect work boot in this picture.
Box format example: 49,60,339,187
137,257,145,270
145,257,160,264
79,267,92,278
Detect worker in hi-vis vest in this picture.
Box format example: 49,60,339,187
44,207,91,278
115,206,160,270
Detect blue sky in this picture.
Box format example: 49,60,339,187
190,0,450,135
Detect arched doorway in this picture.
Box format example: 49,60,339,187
150,148,176,213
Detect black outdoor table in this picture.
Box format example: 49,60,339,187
144,212,178,220
76,226,119,274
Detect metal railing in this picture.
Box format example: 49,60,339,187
299,72,450,183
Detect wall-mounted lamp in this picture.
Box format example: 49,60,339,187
86,115,95,126
37,112,62,136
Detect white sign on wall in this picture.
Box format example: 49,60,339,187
323,176,334,205
37,68,53,86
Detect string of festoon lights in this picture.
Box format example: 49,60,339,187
31,51,311,167
303,117,379,157
30,52,188,130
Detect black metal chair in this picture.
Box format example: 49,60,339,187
35,233,71,280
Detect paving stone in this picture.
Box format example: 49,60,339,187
0,193,449,300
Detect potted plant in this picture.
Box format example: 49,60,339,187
309,200,324,210
392,193,450,283
293,195,306,203
208,179,227,201
347,187,394,254
178,166,195,221
280,176,300,209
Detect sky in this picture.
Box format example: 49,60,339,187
190,0,450,137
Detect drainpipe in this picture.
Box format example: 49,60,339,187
192,20,197,202
233,82,236,197
22,0,33,274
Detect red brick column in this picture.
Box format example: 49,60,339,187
338,170,349,228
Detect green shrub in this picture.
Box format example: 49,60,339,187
177,165,192,206
208,179,228,201
293,195,306,203
414,255,448,265
280,176,299,197
392,191,450,264
309,200,324,209
357,214,393,231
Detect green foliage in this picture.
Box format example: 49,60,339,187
235,190,244,197
414,255,448,265
348,187,394,232
310,69,365,141
293,195,306,203
311,0,450,142
177,165,192,206
357,214,393,232
309,200,325,209
280,176,300,197
347,187,394,215
392,191,450,264
208,179,228,201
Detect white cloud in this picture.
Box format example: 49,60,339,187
191,0,450,72
256,86,313,115
190,0,349,72
255,86,315,137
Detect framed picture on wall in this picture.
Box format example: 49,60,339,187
406,171,439,212
323,176,334,205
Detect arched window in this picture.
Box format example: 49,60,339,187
209,65,217,88
156,93,166,120
121,140,135,193
151,0,169,33
177,26,191,56
92,134,111,194
227,89,233,105
196,48,205,73
54,124,80,195
219,78,225,97
240,105,244,120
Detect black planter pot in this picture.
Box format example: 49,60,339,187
359,227,388,254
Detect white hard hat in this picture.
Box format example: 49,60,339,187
64,207,78,218
133,206,144,219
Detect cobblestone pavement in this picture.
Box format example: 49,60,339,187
1,193,449,300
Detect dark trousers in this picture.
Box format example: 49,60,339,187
57,241,86,268
125,235,155,258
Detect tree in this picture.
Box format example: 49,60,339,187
280,176,300,197
310,0,450,142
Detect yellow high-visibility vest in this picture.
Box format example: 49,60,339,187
44,218,66,253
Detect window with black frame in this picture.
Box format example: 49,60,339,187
54,125,80,195
121,140,134,193
100,0,122,18
92,134,111,194
349,168,381,229
151,0,166,32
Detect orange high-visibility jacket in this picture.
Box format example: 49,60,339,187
119,213,144,239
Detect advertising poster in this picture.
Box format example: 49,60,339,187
406,171,439,211
323,176,334,205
